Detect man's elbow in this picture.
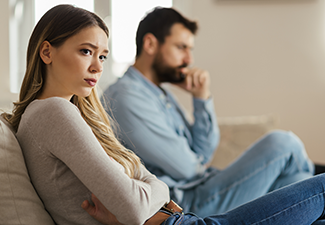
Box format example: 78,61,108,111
172,165,199,180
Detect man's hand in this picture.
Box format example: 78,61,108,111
81,194,124,225
176,67,211,100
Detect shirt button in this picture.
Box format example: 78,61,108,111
159,94,165,100
166,103,172,109
179,125,184,130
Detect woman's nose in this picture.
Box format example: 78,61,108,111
89,59,103,73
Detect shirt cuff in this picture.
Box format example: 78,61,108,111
193,97,214,113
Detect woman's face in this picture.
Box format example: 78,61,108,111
40,26,109,100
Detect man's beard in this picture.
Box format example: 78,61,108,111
152,53,187,84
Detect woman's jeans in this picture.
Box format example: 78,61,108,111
181,130,314,217
163,174,325,225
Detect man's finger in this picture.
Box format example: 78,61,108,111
185,74,192,90
199,72,207,86
192,68,202,88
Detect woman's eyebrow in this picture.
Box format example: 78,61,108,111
80,42,109,53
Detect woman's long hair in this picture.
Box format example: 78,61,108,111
3,4,141,178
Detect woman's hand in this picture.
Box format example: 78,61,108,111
81,194,124,225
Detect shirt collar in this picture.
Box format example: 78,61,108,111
126,66,167,100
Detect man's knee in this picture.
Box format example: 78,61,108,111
261,130,305,153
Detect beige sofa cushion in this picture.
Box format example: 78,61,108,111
0,115,55,224
210,114,276,169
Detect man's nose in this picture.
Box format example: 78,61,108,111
184,50,193,65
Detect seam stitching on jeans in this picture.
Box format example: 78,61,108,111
250,192,325,225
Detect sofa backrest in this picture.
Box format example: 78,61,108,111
0,115,55,224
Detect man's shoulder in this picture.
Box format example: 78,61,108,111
110,77,138,91
105,73,153,101
111,73,144,90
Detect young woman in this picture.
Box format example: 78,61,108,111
4,4,325,225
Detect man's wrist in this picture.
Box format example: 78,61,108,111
193,90,211,100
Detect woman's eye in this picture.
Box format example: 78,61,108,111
99,55,107,62
81,49,91,55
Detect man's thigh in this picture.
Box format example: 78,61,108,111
185,131,313,216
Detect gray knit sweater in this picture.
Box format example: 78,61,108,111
16,97,170,225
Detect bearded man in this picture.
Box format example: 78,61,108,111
101,7,316,217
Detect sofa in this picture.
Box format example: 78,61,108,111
0,113,275,224
0,115,55,224
209,114,276,169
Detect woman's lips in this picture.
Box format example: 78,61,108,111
84,78,97,87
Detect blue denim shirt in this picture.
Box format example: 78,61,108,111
102,66,220,202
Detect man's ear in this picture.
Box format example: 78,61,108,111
39,41,53,64
142,33,158,55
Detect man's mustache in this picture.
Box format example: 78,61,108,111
178,63,188,81
169,64,188,84
178,63,188,69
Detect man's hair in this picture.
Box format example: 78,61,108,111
135,7,198,57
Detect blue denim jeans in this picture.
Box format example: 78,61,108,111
180,130,314,217
163,174,325,224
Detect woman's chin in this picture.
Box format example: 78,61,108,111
78,88,93,98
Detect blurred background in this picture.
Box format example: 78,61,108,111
1,0,325,163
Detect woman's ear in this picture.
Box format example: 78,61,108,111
142,33,158,56
39,41,53,64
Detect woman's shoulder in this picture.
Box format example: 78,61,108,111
28,97,78,114
23,97,80,124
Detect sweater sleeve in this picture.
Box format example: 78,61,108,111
24,98,169,225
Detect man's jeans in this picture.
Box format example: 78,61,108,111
181,130,314,217
163,174,325,225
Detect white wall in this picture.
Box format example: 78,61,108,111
1,0,325,162
0,0,18,111
173,0,325,163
